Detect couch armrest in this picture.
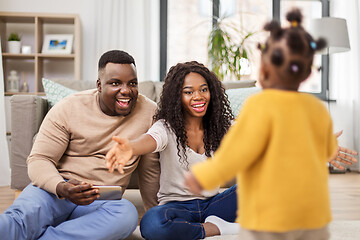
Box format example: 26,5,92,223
10,95,48,190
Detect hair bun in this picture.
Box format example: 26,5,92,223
286,8,303,26
264,20,283,39
315,38,327,51
271,48,284,66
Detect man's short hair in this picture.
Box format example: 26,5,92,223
98,50,136,71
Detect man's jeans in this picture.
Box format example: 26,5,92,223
0,183,138,240
140,185,237,240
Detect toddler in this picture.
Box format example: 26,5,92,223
185,8,337,240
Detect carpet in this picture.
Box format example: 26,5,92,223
125,221,360,239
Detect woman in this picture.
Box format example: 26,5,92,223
106,61,238,240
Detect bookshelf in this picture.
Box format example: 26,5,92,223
0,12,81,95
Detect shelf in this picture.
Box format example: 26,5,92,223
0,12,81,95
2,53,35,59
2,53,75,60
38,53,75,58
5,91,46,96
0,15,35,24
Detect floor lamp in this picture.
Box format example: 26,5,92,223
309,17,351,173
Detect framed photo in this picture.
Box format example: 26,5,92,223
42,34,73,54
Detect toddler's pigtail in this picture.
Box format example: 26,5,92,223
314,38,327,51
286,8,303,27
264,20,283,40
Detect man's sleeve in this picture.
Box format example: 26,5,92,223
137,152,160,211
27,101,70,196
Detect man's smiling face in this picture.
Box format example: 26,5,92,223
97,62,138,116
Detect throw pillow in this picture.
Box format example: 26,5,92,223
42,78,78,107
225,87,261,116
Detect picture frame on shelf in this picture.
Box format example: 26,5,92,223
42,34,73,54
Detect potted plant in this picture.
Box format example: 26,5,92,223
208,17,255,81
7,33,21,54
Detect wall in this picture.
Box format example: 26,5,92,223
0,0,160,82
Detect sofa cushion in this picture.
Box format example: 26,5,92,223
138,81,157,102
42,78,161,106
42,77,260,114
42,78,78,107
49,79,96,91
222,79,256,89
226,87,261,116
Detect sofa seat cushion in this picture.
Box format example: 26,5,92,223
225,87,261,116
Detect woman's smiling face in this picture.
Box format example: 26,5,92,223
181,72,211,119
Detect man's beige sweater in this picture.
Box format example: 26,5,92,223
27,89,159,208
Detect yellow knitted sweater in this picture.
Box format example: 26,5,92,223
192,89,337,232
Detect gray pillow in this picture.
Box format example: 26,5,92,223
226,87,261,116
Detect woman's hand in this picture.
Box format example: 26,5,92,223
106,136,133,174
329,131,358,170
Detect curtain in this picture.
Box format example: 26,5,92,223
93,0,160,82
330,0,360,171
0,38,11,185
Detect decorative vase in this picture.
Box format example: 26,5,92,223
7,41,21,54
7,70,20,92
21,81,29,92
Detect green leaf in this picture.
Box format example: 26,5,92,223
8,33,20,41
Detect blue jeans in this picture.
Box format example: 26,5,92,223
0,183,138,240
140,185,237,240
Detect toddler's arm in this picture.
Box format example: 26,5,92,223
184,172,204,195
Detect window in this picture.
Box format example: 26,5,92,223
273,0,330,100
162,0,271,82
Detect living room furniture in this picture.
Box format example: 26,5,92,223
0,12,81,95
9,79,257,197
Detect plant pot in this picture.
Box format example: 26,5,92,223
7,41,21,54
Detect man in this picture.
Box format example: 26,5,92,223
0,50,160,239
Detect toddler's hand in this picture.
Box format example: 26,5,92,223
184,172,204,195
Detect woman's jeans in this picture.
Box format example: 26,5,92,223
140,185,237,240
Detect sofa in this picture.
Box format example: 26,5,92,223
9,79,258,194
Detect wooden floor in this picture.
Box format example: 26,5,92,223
1,172,360,220
328,172,360,220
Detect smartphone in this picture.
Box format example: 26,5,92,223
92,185,123,200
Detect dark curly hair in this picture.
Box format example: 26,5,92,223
258,8,327,83
154,61,234,167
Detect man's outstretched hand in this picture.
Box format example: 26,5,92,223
56,179,99,205
329,131,358,170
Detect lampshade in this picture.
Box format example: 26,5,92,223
309,17,351,54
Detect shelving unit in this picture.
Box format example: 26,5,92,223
0,12,81,95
